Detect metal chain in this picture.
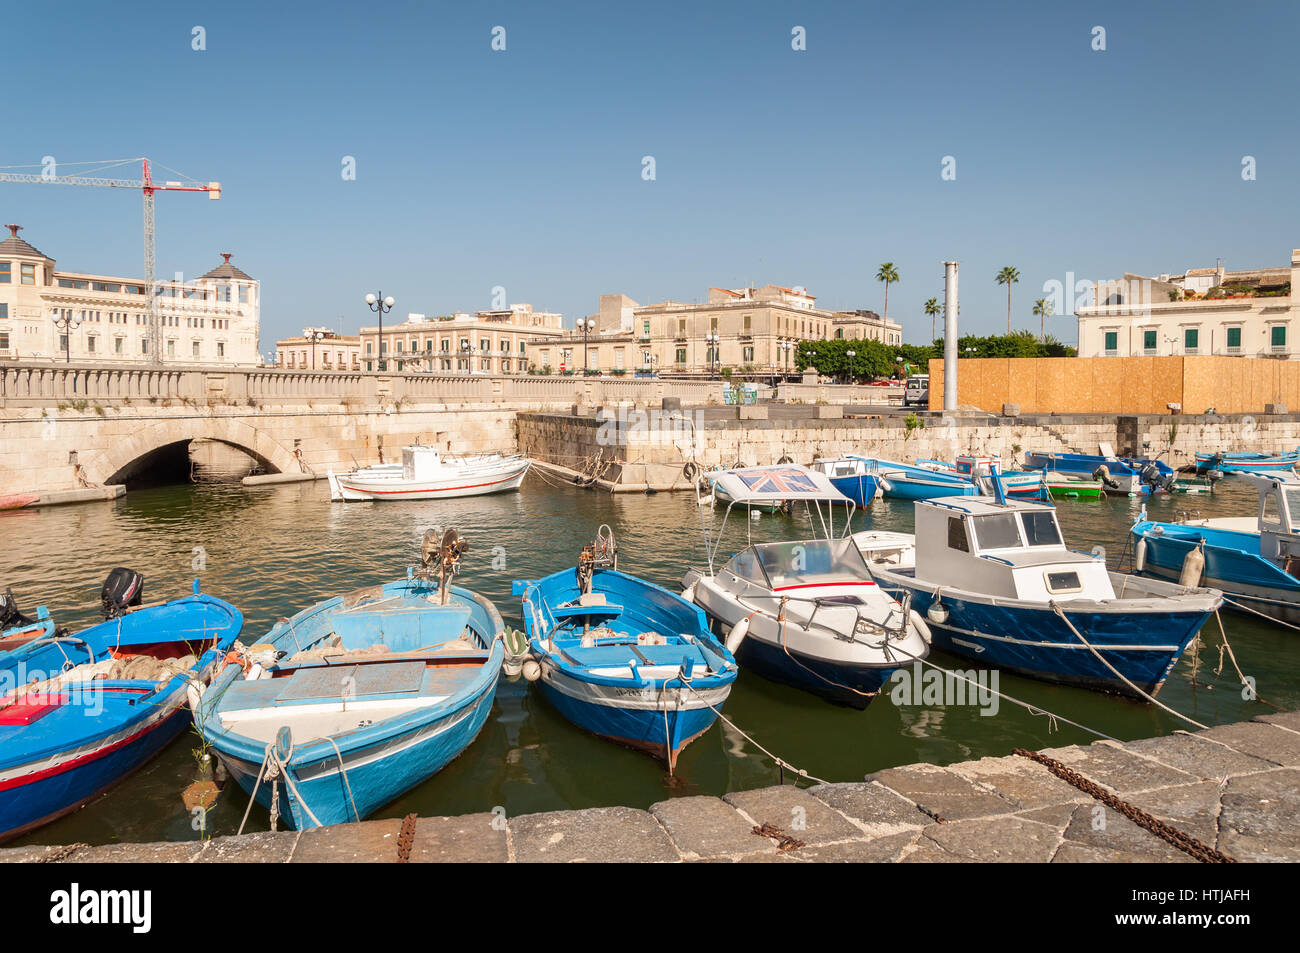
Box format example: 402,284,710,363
752,822,805,852
1013,748,1236,864
396,813,418,862
38,843,89,863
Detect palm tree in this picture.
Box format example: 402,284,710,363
1032,297,1053,343
995,266,1020,333
924,297,941,346
876,262,900,318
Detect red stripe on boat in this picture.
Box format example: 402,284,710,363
772,581,877,591
341,473,520,495
0,711,176,792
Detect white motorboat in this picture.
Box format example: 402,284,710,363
328,446,530,501
681,464,930,708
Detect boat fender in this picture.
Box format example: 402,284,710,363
1134,536,1147,573
725,615,752,654
246,662,266,681
926,600,950,626
681,582,697,602
186,678,206,712
522,658,542,682
1179,539,1206,588
909,609,932,646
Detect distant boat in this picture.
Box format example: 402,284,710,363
1023,451,1175,496
936,454,1048,499
859,495,1222,697
0,589,56,660
0,494,38,511
1041,471,1105,499
328,446,529,501
851,457,976,501
1131,472,1300,627
195,529,504,829
683,465,930,708
810,457,884,506
514,525,737,771
0,573,242,842
1195,449,1300,475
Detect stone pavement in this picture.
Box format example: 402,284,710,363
4,712,1297,863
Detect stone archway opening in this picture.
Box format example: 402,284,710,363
105,438,278,489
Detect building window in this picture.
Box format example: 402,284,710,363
1103,331,1118,354
1226,327,1242,350
1143,330,1158,352
365,342,373,354
114,337,124,354
217,342,225,358
142,339,148,354
20,263,35,285
743,346,754,362
0,303,6,318
0,332,8,349
1184,328,1199,352
193,341,200,358
642,320,650,337
677,319,686,336
59,334,68,352
0,262,9,283
675,347,687,364
1272,326,1287,351
87,336,96,353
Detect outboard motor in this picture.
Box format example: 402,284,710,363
101,568,144,619
0,588,34,630
1091,465,1120,491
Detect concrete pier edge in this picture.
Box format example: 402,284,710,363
5,711,1297,863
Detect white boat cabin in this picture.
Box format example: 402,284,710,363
1249,473,1300,565
402,446,448,480
914,496,1114,601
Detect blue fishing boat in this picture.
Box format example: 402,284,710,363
811,456,884,506
0,589,56,660
1023,450,1175,496
0,572,242,842
851,456,977,501
921,455,1049,500
514,526,737,771
859,492,1222,697
1195,448,1300,475
195,529,505,829
1131,472,1300,627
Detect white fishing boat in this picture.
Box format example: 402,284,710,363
327,446,530,502
681,464,930,708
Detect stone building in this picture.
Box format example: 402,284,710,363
275,328,361,370
357,303,564,373
0,225,260,365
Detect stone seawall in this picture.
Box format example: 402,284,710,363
5,712,1296,863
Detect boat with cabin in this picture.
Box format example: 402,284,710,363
681,465,931,708
858,487,1222,697
327,446,530,501
194,529,505,828
1130,472,1300,627
513,525,737,771
0,571,242,842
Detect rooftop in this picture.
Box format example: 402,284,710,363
198,253,254,281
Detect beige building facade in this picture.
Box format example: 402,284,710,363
539,284,903,376
357,303,564,373
276,328,361,370
0,226,260,366
1076,248,1299,360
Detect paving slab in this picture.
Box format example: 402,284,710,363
649,796,775,860
197,831,300,863
1123,780,1224,847
867,763,1018,821
948,755,1088,810
0,844,85,863
510,806,680,863
1254,712,1300,734
1052,842,1174,864
406,813,507,863
1038,741,1195,795
777,830,921,863
1122,732,1275,779
1058,803,1191,862
914,815,1060,863
1217,769,1300,862
68,841,204,863
1196,723,1300,766
806,782,931,835
722,785,863,846
291,818,403,863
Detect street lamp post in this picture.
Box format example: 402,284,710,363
845,348,856,384
305,328,325,369
51,309,82,363
581,318,595,374
365,292,395,371
461,340,472,374
705,331,720,378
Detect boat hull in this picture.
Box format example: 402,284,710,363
881,476,976,501
330,460,529,501
722,623,893,708
826,473,881,506
875,576,1211,697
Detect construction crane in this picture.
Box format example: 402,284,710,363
0,157,221,363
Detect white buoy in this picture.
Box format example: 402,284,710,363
725,616,750,654
1179,542,1206,587
522,658,542,682
1134,536,1147,573
927,601,950,625
681,583,697,602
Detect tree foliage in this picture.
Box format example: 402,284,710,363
797,331,1075,380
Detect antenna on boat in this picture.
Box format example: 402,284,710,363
576,525,617,595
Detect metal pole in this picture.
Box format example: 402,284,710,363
944,261,959,412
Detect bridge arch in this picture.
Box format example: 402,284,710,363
83,418,300,486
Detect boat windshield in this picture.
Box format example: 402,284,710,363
1020,510,1063,547
747,538,875,589
1284,488,1300,526
970,513,1022,550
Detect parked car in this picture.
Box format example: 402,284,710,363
902,374,930,407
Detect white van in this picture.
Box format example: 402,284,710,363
902,374,930,407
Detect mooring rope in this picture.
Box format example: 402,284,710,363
1221,594,1300,632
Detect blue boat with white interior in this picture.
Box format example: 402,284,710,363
0,589,56,662
515,526,737,771
1131,472,1300,627
858,489,1222,697
1195,448,1300,475
851,456,977,501
1023,450,1175,496
195,529,505,829
0,572,242,842
810,456,884,506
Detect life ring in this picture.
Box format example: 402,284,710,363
683,461,700,481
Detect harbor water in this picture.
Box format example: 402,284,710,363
1,474,1295,847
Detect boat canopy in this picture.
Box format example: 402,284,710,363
709,465,851,504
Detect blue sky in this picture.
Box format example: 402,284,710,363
3,0,1296,354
